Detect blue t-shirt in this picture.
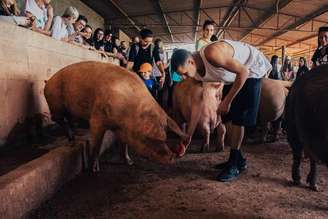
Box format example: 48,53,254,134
172,71,182,82
144,79,155,90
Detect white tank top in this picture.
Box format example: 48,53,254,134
195,40,272,84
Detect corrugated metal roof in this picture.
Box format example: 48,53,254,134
81,0,328,57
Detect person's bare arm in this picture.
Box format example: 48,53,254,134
156,61,165,87
205,44,249,113
127,61,134,71
44,5,53,31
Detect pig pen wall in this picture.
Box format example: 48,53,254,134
0,21,119,147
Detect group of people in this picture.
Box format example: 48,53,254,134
0,0,137,63
269,26,328,81
269,55,309,81
0,0,175,111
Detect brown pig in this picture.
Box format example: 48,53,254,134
44,61,187,172
172,78,225,152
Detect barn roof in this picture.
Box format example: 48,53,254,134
81,0,328,57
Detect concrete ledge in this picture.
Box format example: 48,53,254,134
0,144,84,219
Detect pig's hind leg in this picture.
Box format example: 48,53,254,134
216,123,226,152
200,126,210,153
291,146,302,187
307,158,318,191
89,115,106,172
124,145,134,165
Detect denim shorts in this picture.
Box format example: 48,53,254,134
222,78,262,127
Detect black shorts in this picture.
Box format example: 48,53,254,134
222,78,262,127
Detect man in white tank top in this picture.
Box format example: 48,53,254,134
171,40,272,182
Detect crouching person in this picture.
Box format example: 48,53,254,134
171,40,272,182
139,63,159,99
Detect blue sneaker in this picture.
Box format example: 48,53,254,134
216,165,240,182
214,149,247,172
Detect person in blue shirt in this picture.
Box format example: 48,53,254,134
139,63,158,99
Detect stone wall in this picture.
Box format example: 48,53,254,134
0,21,118,146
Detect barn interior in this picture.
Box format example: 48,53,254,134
0,0,328,219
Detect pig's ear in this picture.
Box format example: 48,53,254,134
166,116,186,138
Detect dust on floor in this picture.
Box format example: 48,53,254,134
28,139,328,219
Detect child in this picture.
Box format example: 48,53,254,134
139,63,158,99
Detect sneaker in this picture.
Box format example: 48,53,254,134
213,161,229,169
238,156,247,172
214,150,247,172
216,165,240,182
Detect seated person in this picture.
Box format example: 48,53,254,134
24,0,53,35
51,6,79,41
0,0,33,27
139,63,158,98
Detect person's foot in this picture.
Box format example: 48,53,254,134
214,152,247,172
214,161,229,169
216,165,240,182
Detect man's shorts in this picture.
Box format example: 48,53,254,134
222,78,262,127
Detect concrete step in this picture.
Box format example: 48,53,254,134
0,143,85,219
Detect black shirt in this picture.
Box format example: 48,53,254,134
94,40,104,51
84,38,94,47
311,47,328,66
296,65,309,79
104,41,113,53
269,67,282,80
128,43,161,72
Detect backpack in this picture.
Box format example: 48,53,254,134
131,43,155,62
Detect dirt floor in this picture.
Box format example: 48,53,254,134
28,136,328,219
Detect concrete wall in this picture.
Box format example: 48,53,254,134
0,21,118,146
17,0,104,29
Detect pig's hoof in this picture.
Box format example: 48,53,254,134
92,160,100,172
215,145,224,152
200,144,209,153
306,176,318,191
306,178,319,191
309,184,319,192
126,158,134,166
290,180,301,186
107,155,125,164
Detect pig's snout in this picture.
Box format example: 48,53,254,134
157,151,176,165
171,143,186,158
